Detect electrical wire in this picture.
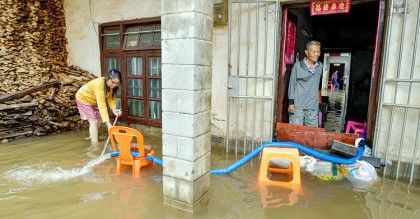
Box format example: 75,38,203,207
88,0,99,36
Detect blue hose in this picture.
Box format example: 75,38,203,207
210,145,265,175
109,141,365,175
145,155,163,166
109,152,163,167
210,141,365,175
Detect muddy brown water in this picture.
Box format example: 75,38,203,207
0,129,419,219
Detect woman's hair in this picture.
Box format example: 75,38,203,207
104,68,122,99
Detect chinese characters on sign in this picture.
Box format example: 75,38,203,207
310,0,351,16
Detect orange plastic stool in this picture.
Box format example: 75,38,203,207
258,148,301,186
108,126,154,177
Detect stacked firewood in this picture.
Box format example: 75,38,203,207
0,0,96,143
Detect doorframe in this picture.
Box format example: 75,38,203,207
366,0,386,141
275,7,289,125
323,54,351,131
275,0,386,142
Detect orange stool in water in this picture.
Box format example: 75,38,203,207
258,148,301,186
108,126,155,177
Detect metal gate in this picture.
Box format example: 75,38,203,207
374,0,420,182
226,0,279,154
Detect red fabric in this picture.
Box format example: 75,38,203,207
285,21,296,64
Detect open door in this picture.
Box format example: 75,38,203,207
275,1,385,148
276,8,297,125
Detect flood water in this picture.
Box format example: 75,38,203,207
0,129,419,219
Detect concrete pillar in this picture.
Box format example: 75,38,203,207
161,0,213,212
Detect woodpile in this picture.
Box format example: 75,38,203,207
0,0,96,143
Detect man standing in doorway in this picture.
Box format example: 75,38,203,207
288,40,323,127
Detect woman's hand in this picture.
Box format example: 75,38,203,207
112,109,122,116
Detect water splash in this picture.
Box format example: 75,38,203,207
1,154,111,186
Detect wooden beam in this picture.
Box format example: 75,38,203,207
276,122,358,149
0,100,37,110
276,122,326,132
0,130,33,139
0,82,59,103
277,130,358,149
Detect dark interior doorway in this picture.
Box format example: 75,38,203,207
277,0,383,139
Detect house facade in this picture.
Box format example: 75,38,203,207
63,0,420,181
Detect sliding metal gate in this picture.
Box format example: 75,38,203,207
374,0,420,182
226,0,279,154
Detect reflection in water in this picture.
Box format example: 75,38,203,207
0,129,419,218
324,89,346,132
258,182,301,208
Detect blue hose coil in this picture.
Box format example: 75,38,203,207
109,141,365,175
209,141,365,175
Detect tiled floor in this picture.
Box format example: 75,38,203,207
323,89,346,133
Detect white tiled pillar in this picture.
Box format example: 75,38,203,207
161,0,213,212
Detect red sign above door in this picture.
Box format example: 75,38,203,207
310,0,351,16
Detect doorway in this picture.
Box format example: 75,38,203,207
276,0,384,139
322,53,351,131
328,63,345,91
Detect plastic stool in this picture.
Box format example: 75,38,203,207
345,120,366,137
259,148,301,186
